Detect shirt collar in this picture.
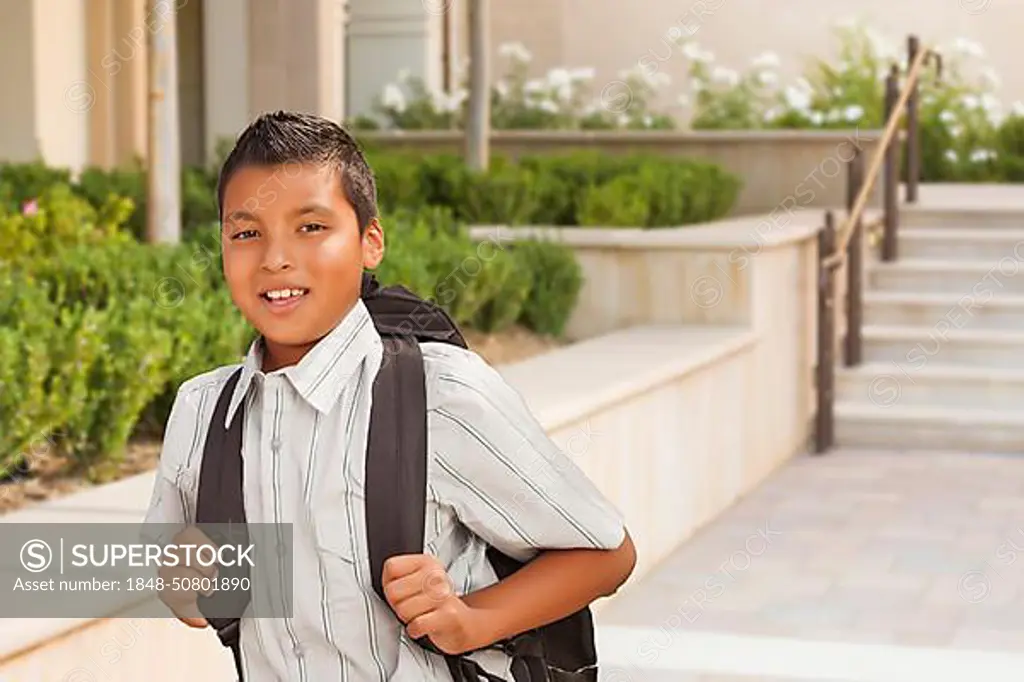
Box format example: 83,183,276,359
224,299,380,427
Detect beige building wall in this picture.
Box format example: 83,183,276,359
0,0,89,171
478,0,1024,116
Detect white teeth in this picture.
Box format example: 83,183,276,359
265,288,306,300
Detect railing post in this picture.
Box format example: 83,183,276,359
882,65,900,262
815,212,837,454
845,148,864,367
906,35,921,203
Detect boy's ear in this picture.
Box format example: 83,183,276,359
361,218,385,269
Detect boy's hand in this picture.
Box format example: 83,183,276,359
157,525,219,629
382,553,488,655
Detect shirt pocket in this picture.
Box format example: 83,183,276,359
310,488,357,566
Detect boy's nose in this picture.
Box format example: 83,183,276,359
260,238,294,272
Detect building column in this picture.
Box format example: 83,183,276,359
85,0,117,168
110,0,149,166
0,0,89,172
346,0,445,120
248,0,346,121
202,0,249,163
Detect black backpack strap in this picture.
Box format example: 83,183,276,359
366,335,430,601
365,334,549,682
195,366,249,682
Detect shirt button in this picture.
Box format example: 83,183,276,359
271,438,282,451
293,643,303,657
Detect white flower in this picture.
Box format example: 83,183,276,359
951,37,984,58
616,113,631,127
764,106,781,122
826,108,841,122
524,79,546,95
547,68,573,89
981,93,1000,112
396,69,412,84
682,42,714,62
429,90,448,112
677,94,690,107
642,114,654,127
971,148,996,163
498,42,532,62
809,110,825,126
537,99,559,114
844,104,864,122
945,149,958,162
711,66,740,87
939,110,957,124
691,78,705,92
758,71,778,86
962,94,980,110
752,51,780,69
982,67,1002,88
445,89,468,112
949,124,964,138
784,85,812,112
381,83,406,112
495,81,509,98
1013,101,1024,116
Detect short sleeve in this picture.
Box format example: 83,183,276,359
141,373,222,543
425,346,626,562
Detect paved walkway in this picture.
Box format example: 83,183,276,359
593,448,1024,681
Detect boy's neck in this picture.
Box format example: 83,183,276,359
260,337,316,373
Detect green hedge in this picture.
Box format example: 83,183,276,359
364,149,742,227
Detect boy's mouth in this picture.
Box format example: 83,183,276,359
259,287,310,312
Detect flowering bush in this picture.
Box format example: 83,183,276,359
350,43,677,131
683,21,1018,182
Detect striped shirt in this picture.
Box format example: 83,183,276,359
143,298,626,682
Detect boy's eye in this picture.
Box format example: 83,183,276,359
232,229,258,241
301,222,327,233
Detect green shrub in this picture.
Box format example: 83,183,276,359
513,238,583,337
577,157,741,227
578,175,650,226
0,183,135,265
55,298,175,473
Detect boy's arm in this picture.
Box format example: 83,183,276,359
384,348,635,652
460,529,636,646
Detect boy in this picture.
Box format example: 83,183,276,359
143,111,636,681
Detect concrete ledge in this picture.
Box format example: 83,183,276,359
358,128,885,216
500,325,756,433
471,212,824,252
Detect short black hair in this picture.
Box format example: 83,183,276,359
216,111,377,231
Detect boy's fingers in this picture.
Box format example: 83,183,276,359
391,593,440,624
382,554,431,583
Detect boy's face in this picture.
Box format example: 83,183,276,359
220,163,384,367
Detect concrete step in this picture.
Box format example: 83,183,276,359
898,228,1024,260
835,402,1024,453
861,325,1024,369
862,291,1024,330
867,259,1024,294
900,206,1024,229
836,362,1024,410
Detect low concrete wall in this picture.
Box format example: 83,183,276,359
0,213,823,680
358,129,884,216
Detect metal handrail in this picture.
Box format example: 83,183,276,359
822,43,937,271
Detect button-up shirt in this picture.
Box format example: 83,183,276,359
143,298,626,681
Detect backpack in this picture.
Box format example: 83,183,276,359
192,272,599,682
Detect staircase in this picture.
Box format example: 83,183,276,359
834,187,1024,453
